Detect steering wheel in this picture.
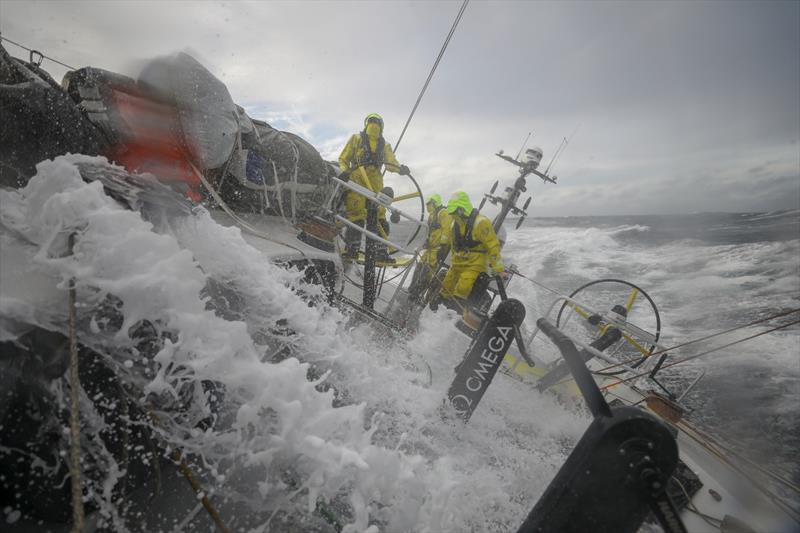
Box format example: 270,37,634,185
336,166,427,290
555,278,661,373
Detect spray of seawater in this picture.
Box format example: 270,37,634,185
1,156,591,532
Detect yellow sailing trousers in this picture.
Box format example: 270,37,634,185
440,264,483,301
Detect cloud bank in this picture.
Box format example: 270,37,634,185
2,0,798,216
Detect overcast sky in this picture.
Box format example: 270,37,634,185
2,0,798,216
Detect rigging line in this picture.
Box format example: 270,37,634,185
393,0,469,154
586,353,800,517
599,318,800,392
680,418,800,495
0,34,78,70
67,233,85,533
594,307,800,373
594,364,800,504
508,267,562,296
676,420,800,523
682,422,800,501
145,409,233,533
193,164,307,257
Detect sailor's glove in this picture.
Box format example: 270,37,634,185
399,165,410,176
338,170,351,182
390,211,401,223
429,297,440,312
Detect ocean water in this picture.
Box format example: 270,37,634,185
2,157,798,531
503,210,800,488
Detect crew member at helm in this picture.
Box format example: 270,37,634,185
408,193,452,302
437,191,508,310
338,113,410,261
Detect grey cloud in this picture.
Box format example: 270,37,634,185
1,0,797,215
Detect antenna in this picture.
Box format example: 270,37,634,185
545,123,581,175
544,137,567,176
514,131,533,161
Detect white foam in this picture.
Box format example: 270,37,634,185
1,156,588,531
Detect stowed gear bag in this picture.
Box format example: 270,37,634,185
3,44,332,219
235,121,334,220
0,42,107,188
63,60,206,200
135,52,334,221
137,52,239,172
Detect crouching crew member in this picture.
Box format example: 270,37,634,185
408,193,452,302
437,191,509,311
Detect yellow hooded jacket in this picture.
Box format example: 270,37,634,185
450,212,504,273
338,129,402,223
424,205,452,266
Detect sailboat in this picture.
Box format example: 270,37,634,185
1,36,798,533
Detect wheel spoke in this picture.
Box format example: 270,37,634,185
569,303,591,320
621,331,651,356
624,287,639,313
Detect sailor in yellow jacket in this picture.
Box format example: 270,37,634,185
439,191,509,308
408,193,452,301
338,113,409,258
422,194,452,267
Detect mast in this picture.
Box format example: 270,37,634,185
480,147,557,233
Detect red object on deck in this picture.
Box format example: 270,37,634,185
103,88,203,201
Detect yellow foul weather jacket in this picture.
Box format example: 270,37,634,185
338,133,402,223
423,206,452,267
450,212,504,273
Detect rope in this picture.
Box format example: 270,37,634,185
507,267,562,297
571,364,800,523
146,410,232,533
0,34,78,70
509,267,800,520
393,0,469,153
286,133,301,224
194,163,307,257
599,318,800,392
67,233,85,533
676,419,800,524
271,160,289,223
682,418,800,496
672,476,723,530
